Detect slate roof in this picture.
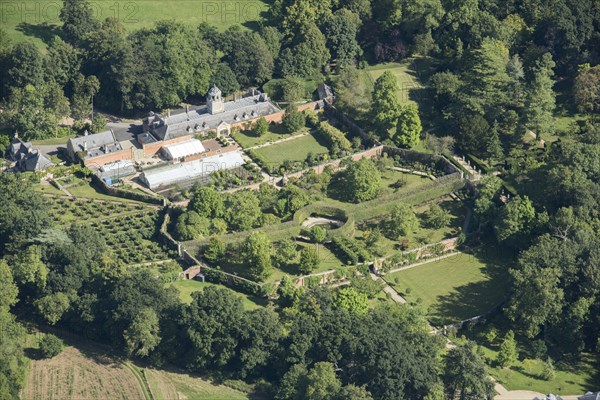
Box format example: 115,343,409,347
67,129,123,159
18,150,54,171
68,130,118,152
7,136,32,161
579,392,600,400
317,83,334,100
144,92,279,141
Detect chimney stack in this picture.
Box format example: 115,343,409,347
167,109,171,118
186,104,189,114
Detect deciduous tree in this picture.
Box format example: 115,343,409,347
123,308,161,357
244,232,273,281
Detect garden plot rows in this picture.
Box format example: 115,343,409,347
47,197,149,225
47,197,174,265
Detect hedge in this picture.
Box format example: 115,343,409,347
316,121,352,151
465,153,493,174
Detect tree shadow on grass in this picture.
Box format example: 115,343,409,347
429,246,512,325
16,22,62,44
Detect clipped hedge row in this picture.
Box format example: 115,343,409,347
316,121,352,151
330,237,371,265
465,153,493,174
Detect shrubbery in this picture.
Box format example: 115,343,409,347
39,334,64,359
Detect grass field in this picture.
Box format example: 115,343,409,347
167,279,268,309
251,132,329,165
54,176,143,203
386,249,510,325
2,0,269,47
379,168,433,195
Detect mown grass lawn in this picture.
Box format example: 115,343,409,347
232,127,308,149
268,242,341,282
167,279,268,310
386,249,510,325
379,168,433,195
3,0,268,46
471,342,600,395
34,182,66,196
251,133,329,165
57,176,142,203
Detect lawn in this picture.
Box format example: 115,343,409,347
356,198,465,257
251,132,329,166
386,249,510,325
31,135,74,146
3,0,269,47
468,340,600,396
232,127,308,149
34,181,65,196
379,168,433,196
367,61,424,106
56,176,142,203
276,242,345,278
167,279,268,310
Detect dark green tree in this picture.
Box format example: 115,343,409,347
243,231,273,281
342,158,381,202
299,246,319,274
524,53,556,137
38,334,65,359
59,0,98,43
444,341,495,400
283,107,306,133
323,9,362,67
497,330,518,368
370,71,401,135
393,104,422,148
189,186,225,218
224,190,261,231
